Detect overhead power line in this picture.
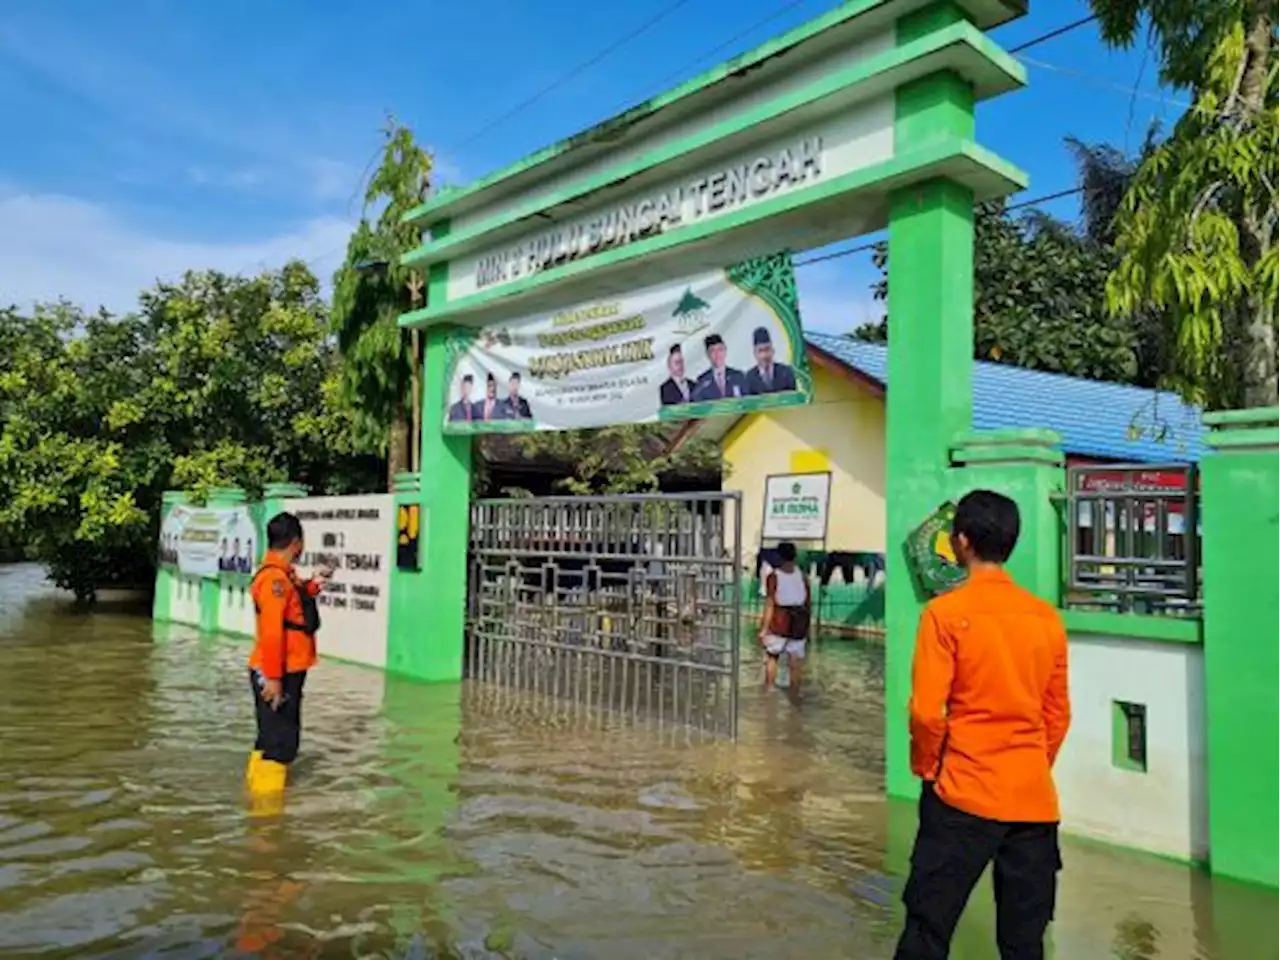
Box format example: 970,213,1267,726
792,186,1088,269
1007,13,1098,54
449,0,696,152
298,10,1111,279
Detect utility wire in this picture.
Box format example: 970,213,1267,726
448,0,696,152
1007,14,1098,54
792,186,1088,268
298,10,1115,279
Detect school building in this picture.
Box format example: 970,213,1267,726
679,331,1204,629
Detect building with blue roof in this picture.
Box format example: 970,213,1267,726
805,333,1206,463
709,330,1205,561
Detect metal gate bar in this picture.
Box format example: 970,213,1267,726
466,492,742,738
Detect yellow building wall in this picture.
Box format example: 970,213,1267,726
723,364,886,566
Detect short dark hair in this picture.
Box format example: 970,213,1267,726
510,372,521,382
461,374,474,384
266,512,304,550
953,490,1020,563
777,541,797,563
669,344,682,356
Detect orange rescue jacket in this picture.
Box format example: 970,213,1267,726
908,566,1071,823
248,551,320,679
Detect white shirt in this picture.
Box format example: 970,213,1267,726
771,567,807,606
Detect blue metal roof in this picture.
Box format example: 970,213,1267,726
805,332,1206,463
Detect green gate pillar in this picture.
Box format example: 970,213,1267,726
386,239,472,683
152,489,190,623
1200,407,1279,888
203,486,247,633
949,430,1065,603
262,481,308,524
884,5,981,801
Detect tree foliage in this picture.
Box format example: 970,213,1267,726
858,134,1184,389
331,120,433,482
509,425,724,496
0,264,379,599
1090,0,1278,408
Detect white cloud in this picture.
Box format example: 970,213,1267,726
0,186,353,315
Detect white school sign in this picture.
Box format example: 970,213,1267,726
285,494,393,669
762,472,832,541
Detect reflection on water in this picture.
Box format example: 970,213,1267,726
0,563,1274,958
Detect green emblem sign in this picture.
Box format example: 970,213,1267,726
906,501,968,596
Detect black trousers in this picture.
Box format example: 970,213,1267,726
249,670,307,764
895,785,1060,960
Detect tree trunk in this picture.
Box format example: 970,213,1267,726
1236,10,1279,407
387,411,410,492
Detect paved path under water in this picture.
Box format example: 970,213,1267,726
0,563,1275,958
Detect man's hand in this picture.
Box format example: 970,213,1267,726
260,677,284,709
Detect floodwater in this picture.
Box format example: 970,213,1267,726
0,564,1274,959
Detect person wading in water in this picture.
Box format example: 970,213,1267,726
895,490,1071,960
244,512,332,810
758,541,811,693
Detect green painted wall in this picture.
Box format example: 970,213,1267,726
883,21,978,795
384,223,472,683
1200,408,1279,888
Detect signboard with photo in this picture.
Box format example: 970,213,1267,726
440,251,812,434
761,472,832,541
158,504,257,579
284,494,393,669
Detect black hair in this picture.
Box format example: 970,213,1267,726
266,512,304,550
704,333,724,350
777,541,797,563
953,490,1020,563
461,374,474,384
510,372,521,381
669,344,682,356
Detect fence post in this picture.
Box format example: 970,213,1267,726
152,489,189,623
1200,407,1279,888
203,486,248,633
948,430,1066,604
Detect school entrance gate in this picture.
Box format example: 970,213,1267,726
390,0,1035,806
465,493,743,737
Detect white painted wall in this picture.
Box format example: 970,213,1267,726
217,580,255,638
168,574,202,627
1055,633,1207,862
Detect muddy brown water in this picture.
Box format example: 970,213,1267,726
0,564,1274,958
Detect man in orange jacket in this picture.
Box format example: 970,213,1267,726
895,490,1071,960
246,512,331,798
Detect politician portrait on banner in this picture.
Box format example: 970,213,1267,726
440,251,813,434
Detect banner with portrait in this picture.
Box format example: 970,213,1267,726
440,251,812,434
158,504,258,579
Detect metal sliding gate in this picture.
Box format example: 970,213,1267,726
466,493,742,738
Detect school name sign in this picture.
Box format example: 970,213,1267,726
472,137,824,292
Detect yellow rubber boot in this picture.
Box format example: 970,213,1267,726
244,750,264,784
247,758,288,818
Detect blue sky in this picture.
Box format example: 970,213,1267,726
0,0,1184,332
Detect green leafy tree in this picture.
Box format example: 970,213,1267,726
331,120,433,486
1090,0,1278,408
0,264,380,600
859,199,1146,384
508,425,724,496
